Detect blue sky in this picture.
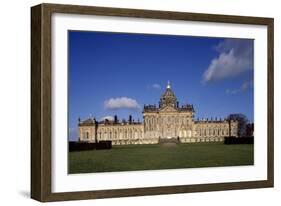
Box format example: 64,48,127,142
68,31,254,141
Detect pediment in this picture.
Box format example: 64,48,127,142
159,106,178,113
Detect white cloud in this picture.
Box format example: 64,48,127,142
147,83,161,90
151,83,161,89
226,80,253,95
241,80,253,91
104,97,141,110
100,116,114,121
226,88,239,95
203,39,253,83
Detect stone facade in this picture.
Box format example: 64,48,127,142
78,82,238,145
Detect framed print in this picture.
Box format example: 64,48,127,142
31,3,274,202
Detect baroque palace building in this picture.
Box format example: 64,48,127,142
78,82,238,145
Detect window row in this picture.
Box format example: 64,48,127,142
196,128,229,137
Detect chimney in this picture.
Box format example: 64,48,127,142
114,115,118,123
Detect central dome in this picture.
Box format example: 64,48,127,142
159,81,177,108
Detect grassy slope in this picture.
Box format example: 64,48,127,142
68,142,253,174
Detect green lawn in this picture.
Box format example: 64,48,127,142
68,142,253,174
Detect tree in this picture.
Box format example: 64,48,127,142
226,113,249,137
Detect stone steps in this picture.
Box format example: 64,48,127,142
158,137,180,146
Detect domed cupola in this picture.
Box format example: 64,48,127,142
159,81,178,108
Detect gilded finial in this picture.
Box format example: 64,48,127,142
167,80,171,89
